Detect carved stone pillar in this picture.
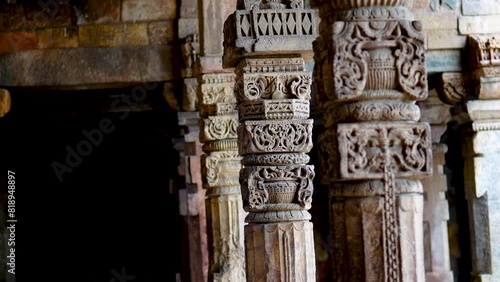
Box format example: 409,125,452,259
314,1,431,281
446,35,500,281
223,1,318,281
418,89,453,282
197,1,246,281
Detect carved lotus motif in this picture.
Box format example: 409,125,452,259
330,0,414,9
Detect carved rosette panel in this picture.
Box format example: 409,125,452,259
336,122,432,181
200,116,239,142
317,20,427,103
239,119,313,155
240,165,315,212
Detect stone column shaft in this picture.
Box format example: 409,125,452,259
314,2,431,281
224,1,318,280
197,2,246,280
445,35,500,281
419,88,453,282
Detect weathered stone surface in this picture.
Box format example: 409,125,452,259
180,0,198,18
459,15,500,34
422,144,453,282
200,0,236,57
37,27,78,49
0,4,25,31
460,100,500,281
178,18,199,39
183,77,198,111
122,0,177,21
0,89,11,118
148,21,175,45
0,31,36,53
427,30,466,50
0,46,178,87
79,23,149,48
462,0,500,15
426,50,463,73
80,0,121,24
26,3,75,28
245,222,316,282
414,12,458,30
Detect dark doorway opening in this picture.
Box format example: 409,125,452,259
0,86,184,282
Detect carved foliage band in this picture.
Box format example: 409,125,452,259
239,119,313,155
320,20,426,102
337,122,432,180
241,72,312,101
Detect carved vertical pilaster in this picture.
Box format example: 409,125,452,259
198,72,246,282
419,89,453,282
197,1,246,280
314,2,431,281
224,1,318,281
443,35,500,281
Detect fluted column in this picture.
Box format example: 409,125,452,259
314,1,431,281
224,1,318,281
197,0,246,281
419,88,453,282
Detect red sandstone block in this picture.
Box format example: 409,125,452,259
37,27,78,49
26,3,75,28
0,31,36,53
0,4,26,31
122,0,177,21
148,21,175,45
79,0,121,24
